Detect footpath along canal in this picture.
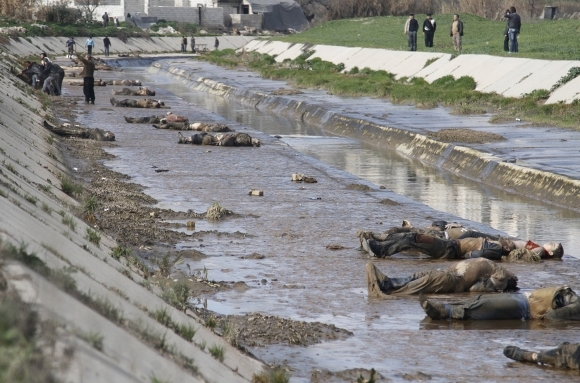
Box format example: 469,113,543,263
72,58,580,382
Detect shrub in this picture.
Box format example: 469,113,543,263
208,344,224,361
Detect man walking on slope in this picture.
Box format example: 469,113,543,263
450,14,464,52
77,53,96,104
423,13,436,47
404,14,419,51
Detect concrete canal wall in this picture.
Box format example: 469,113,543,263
241,39,580,104
0,48,263,383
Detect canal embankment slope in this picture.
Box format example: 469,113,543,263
0,49,264,382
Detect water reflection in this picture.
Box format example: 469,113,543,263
129,66,580,257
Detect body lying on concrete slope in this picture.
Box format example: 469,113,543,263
43,120,115,141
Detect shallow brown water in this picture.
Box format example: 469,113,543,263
70,61,580,382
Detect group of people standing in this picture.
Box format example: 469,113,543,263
181,36,220,53
102,12,120,28
403,8,520,54
66,36,112,57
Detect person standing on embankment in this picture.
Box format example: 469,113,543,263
77,53,95,104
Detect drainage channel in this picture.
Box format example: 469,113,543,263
121,64,580,253
94,62,580,383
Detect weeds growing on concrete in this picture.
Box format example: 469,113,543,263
197,340,206,350
61,214,76,232
60,177,83,197
85,227,101,246
161,280,190,311
205,316,217,329
111,245,131,260
151,307,198,341
208,344,225,361
252,368,290,383
38,183,51,193
82,194,98,216
41,202,52,214
150,376,172,383
0,291,58,383
222,321,238,347
4,161,17,175
24,194,37,205
77,331,104,351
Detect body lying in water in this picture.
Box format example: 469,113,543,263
177,132,260,147
504,342,580,370
359,220,563,261
420,285,580,321
112,87,155,96
155,122,234,131
366,258,518,297
106,79,141,86
110,98,166,108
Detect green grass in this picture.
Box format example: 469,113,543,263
208,344,225,362
252,368,290,383
111,245,131,260
77,331,104,351
60,177,83,197
161,280,190,311
276,14,580,60
61,214,76,232
85,227,101,246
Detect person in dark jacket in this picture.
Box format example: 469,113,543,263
450,14,464,52
41,58,61,96
181,36,187,52
504,342,580,370
191,36,196,53
17,61,42,88
404,14,419,51
77,53,96,104
504,7,521,53
103,36,111,57
360,231,513,260
214,37,219,50
423,14,436,47
421,285,580,321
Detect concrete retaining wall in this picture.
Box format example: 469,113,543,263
147,6,200,23
0,55,263,382
200,7,225,28
151,60,580,211
0,35,254,56
241,40,580,104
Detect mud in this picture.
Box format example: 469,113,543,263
428,128,506,144
311,368,385,383
194,309,353,347
50,58,580,383
50,61,356,357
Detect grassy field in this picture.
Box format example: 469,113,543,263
276,14,580,60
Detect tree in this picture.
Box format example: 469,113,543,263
74,0,99,23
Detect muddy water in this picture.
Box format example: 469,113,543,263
93,64,580,382
122,65,580,250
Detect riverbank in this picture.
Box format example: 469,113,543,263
0,50,269,382
111,58,580,382
0,35,254,57
150,57,580,213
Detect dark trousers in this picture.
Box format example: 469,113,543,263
369,233,459,259
104,46,110,56
503,35,509,51
425,31,434,47
87,45,93,55
83,76,95,103
447,294,529,320
408,31,417,51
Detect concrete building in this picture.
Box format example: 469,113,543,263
62,0,306,32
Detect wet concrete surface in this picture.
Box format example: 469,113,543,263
60,58,580,382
